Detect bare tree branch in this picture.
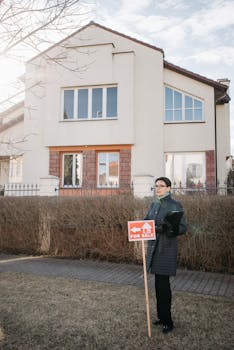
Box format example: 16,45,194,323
0,0,95,152
0,0,93,58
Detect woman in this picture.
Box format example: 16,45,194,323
145,177,187,334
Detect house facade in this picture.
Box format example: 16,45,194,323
19,21,231,197
0,102,24,188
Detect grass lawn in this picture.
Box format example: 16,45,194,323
0,272,233,349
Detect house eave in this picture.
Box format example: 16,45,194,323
0,101,24,119
164,60,230,104
0,114,24,132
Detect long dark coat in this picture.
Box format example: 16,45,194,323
145,193,187,276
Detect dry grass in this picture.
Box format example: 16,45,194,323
0,272,233,350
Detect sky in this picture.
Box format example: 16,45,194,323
0,0,233,155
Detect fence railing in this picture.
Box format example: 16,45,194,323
0,182,233,197
3,183,40,196
170,186,234,196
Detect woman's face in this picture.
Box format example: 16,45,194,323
154,180,170,197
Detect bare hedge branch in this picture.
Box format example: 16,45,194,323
0,195,233,273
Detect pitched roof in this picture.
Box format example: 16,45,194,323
27,21,229,99
0,101,24,132
0,101,24,119
164,60,228,93
0,114,23,133
28,20,164,64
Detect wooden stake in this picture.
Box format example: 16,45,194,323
142,240,151,338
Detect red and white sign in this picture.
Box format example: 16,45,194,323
128,220,156,242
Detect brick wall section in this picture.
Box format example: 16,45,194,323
119,149,131,188
83,150,96,188
50,147,132,196
206,150,216,188
49,150,60,177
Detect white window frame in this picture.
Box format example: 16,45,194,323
164,86,204,123
164,152,206,188
62,85,118,121
62,153,83,188
9,156,23,183
97,152,119,188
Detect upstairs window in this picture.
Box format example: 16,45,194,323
64,90,74,120
63,86,117,120
165,86,203,122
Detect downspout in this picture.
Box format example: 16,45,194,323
214,94,218,189
214,80,230,191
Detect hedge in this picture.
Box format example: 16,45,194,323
0,194,233,273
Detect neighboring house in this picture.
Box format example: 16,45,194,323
0,101,24,187
10,21,231,197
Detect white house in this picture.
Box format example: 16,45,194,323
3,21,232,197
0,101,24,188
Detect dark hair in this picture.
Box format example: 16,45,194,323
155,177,171,187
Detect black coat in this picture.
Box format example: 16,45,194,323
145,194,187,276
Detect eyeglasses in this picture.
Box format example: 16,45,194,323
155,185,167,188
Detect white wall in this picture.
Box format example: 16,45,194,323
216,103,231,185
23,55,48,183
164,68,215,152
22,23,229,196
0,104,24,185
23,23,164,187
44,45,135,146
0,120,24,157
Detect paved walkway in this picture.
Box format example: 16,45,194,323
0,254,233,299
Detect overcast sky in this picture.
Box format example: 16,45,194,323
0,0,233,154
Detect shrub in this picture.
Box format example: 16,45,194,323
176,195,234,273
0,194,233,273
0,197,41,254
48,195,139,262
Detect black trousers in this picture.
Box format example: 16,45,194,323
155,274,173,326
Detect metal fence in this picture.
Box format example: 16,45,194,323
170,186,234,196
0,182,233,197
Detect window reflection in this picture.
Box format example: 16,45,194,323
165,87,203,122
98,152,119,187
64,90,74,119
165,152,206,188
63,154,82,187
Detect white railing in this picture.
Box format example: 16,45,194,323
4,183,40,196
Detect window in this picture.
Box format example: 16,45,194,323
63,153,82,187
165,152,206,187
92,88,103,118
64,90,74,120
78,89,88,119
165,87,203,122
63,86,117,120
98,152,119,187
9,156,23,183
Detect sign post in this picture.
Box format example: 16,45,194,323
127,220,156,338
